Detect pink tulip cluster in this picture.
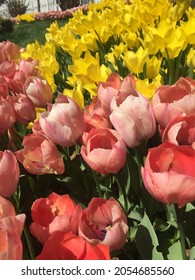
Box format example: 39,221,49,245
30,192,128,259
142,77,195,208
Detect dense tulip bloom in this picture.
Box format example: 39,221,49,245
152,77,195,131
0,97,16,136
15,133,64,175
98,72,136,116
0,195,25,260
24,77,53,107
36,232,110,260
162,113,195,145
8,94,36,124
84,97,112,132
39,95,84,147
79,197,128,251
30,192,83,244
0,41,20,62
110,87,156,148
81,128,126,175
141,142,195,208
0,150,20,198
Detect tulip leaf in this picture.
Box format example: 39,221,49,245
135,212,164,260
189,246,195,260
167,240,183,260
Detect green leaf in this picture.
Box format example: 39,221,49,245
167,240,183,260
135,212,164,260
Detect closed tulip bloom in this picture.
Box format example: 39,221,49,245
79,197,128,251
141,142,195,208
0,41,20,63
39,95,84,147
162,113,195,145
36,232,110,260
110,88,156,148
30,192,83,244
0,76,9,98
15,133,65,175
24,77,53,107
0,150,20,198
8,94,36,124
81,128,126,175
0,196,26,260
152,77,195,131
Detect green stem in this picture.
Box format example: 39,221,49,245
92,170,103,197
23,224,35,260
114,175,128,213
170,204,187,260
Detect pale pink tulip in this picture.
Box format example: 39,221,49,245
79,197,128,251
0,196,25,260
19,58,40,78
110,88,156,148
39,95,84,147
0,41,20,63
15,133,65,175
0,150,20,197
24,77,53,107
81,128,126,175
141,142,195,208
30,192,83,244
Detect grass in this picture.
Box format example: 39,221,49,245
0,18,70,47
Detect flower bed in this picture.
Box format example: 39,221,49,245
0,0,195,260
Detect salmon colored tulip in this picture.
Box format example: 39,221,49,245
36,232,110,260
0,41,20,62
0,76,9,98
30,192,83,244
110,86,156,148
15,133,64,175
98,72,136,116
81,128,126,175
79,197,128,251
0,195,25,260
162,113,195,145
0,150,20,198
152,77,195,131
24,77,53,107
84,96,112,132
39,95,84,147
141,141,195,208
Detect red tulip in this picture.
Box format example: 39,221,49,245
36,232,110,260
141,141,195,208
0,150,20,198
79,197,128,251
15,133,65,175
81,128,126,175
0,195,25,260
30,192,82,244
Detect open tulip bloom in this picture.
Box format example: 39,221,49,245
1,0,195,261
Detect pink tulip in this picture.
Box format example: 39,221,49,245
0,150,20,198
141,141,195,208
81,128,126,175
0,97,16,136
30,192,83,244
8,94,36,124
5,70,26,94
19,58,40,78
98,72,136,116
15,133,65,175
79,197,128,251
0,60,17,79
0,196,25,260
0,76,9,98
162,113,195,145
152,77,195,131
39,95,84,147
84,97,112,132
110,87,156,148
24,77,53,107
0,41,20,63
